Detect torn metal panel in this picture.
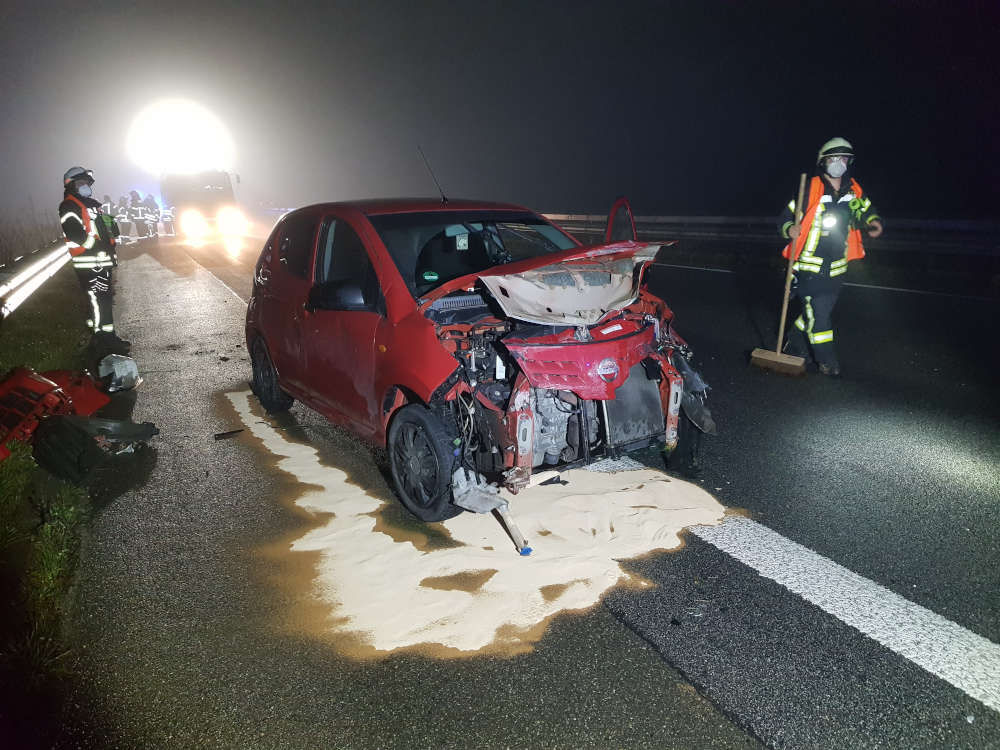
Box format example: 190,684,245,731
478,244,661,326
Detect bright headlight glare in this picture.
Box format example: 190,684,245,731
217,206,248,237
180,209,209,239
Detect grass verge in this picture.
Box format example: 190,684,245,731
0,262,95,744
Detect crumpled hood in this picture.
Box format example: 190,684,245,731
475,242,661,326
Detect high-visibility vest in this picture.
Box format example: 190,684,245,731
63,194,115,268
782,176,866,263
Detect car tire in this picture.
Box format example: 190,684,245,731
667,413,703,478
250,337,293,413
387,404,463,522
32,416,107,483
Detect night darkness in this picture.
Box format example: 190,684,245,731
1,0,997,222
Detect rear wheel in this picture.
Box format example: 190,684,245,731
250,337,293,413
387,405,462,522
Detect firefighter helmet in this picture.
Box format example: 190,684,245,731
63,166,94,187
816,138,854,165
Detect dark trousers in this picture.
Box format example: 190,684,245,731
74,266,115,333
788,272,844,369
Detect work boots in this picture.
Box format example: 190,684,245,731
92,331,131,356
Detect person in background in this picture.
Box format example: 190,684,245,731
142,192,160,239
128,190,148,241
778,137,883,376
59,167,130,354
160,203,175,236
115,195,132,242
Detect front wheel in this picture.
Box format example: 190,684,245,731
387,405,463,522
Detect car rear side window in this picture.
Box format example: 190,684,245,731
278,213,317,278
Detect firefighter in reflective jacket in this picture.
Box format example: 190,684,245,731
778,138,883,375
59,167,130,353
142,193,160,238
115,195,131,242
160,204,175,236
128,190,148,240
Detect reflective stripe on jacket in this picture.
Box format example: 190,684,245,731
61,194,116,267
781,176,869,264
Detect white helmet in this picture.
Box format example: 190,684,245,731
816,137,855,165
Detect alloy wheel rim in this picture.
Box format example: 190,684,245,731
393,423,439,509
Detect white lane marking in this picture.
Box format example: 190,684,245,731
213,273,248,304
197,257,248,304
693,517,1000,713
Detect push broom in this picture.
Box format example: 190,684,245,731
751,173,808,375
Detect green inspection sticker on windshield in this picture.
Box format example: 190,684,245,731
422,270,439,282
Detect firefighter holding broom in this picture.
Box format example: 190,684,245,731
778,138,883,376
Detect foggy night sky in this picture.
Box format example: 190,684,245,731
1,0,997,224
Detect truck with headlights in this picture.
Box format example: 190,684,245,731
160,170,248,246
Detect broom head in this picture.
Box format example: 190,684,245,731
750,348,806,375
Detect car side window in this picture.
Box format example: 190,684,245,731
278,214,317,278
315,217,381,310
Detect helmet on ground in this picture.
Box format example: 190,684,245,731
63,166,94,188
816,137,854,165
98,354,141,392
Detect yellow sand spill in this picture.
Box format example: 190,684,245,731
227,389,725,656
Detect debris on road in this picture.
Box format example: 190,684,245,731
213,428,244,440
451,468,532,555
0,361,158,482
98,354,142,392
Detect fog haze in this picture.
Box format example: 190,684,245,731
2,0,996,224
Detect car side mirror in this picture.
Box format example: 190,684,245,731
307,280,366,312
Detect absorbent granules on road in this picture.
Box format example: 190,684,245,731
227,388,725,658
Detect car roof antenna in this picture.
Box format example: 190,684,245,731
417,145,448,204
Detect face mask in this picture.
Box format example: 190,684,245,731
825,159,847,179
77,183,93,197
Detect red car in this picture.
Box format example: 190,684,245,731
246,198,715,521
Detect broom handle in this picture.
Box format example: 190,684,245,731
776,173,808,353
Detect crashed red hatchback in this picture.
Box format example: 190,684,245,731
246,198,715,521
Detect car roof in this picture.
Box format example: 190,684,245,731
297,198,534,216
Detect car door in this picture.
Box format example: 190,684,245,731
605,196,637,243
301,213,382,432
257,209,321,392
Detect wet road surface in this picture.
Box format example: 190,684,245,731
63,235,1000,748
65,238,757,749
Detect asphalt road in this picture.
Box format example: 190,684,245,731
59,235,999,749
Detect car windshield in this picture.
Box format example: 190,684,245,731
367,210,578,297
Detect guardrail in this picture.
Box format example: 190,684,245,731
0,243,71,320
544,215,1000,257
0,214,996,320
